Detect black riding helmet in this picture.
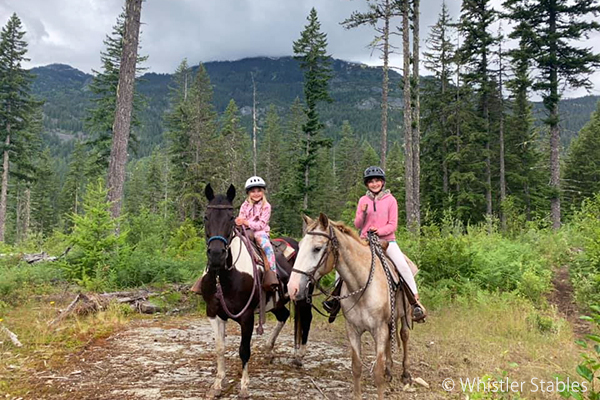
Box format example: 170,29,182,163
363,166,386,186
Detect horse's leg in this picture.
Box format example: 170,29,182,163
374,327,390,400
239,312,254,399
347,324,363,400
265,306,290,363
208,316,227,399
400,314,412,384
293,300,313,367
385,329,393,382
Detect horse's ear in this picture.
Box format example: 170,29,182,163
302,214,313,226
318,213,329,229
226,184,236,203
205,184,215,201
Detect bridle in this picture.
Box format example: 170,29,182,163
291,225,339,288
292,224,379,310
205,204,235,250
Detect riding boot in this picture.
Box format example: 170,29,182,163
399,279,427,323
262,268,279,292
322,279,343,323
190,277,202,294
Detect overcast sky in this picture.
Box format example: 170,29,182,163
1,0,599,98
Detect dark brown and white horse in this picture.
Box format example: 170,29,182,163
200,184,313,398
288,214,411,400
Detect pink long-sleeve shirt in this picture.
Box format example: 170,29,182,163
354,191,398,241
239,200,271,235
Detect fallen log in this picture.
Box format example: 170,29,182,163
47,287,188,326
22,247,72,264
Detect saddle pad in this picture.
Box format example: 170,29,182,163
271,238,296,261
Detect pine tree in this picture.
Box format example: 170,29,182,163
422,1,456,217
166,64,218,222
335,121,362,208
220,99,251,193
85,7,147,180
31,148,59,236
504,0,600,228
458,0,499,224
272,99,305,235
563,101,600,208
0,13,36,242
293,8,333,214
342,0,403,167
60,140,87,228
258,105,283,197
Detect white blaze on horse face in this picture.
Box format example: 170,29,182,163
288,232,326,300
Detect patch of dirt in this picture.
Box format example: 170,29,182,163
548,265,590,336
25,316,447,399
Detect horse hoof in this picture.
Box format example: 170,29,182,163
385,368,393,382
291,358,303,368
401,372,412,385
207,388,221,399
239,389,249,398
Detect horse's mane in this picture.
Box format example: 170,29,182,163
307,218,367,247
331,221,368,246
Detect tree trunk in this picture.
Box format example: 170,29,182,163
0,131,10,243
252,73,258,176
107,0,143,221
411,0,421,231
23,188,30,241
402,0,413,229
549,8,561,230
499,41,507,231
303,134,310,211
380,0,390,169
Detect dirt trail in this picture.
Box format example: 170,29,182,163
548,265,590,336
30,316,441,400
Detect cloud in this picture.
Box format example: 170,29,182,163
0,0,598,97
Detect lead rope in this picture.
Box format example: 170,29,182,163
368,231,398,352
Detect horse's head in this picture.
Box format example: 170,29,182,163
204,183,236,268
288,213,338,301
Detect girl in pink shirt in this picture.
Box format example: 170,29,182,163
235,176,278,291
324,167,426,322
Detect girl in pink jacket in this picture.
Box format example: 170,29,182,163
324,166,426,322
235,176,278,291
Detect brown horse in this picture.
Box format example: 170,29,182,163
288,213,411,400
201,184,313,398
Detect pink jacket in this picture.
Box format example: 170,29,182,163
354,191,398,241
239,200,271,235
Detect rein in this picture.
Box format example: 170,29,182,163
206,204,266,334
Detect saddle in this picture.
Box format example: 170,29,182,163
243,230,296,283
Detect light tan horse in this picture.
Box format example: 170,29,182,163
288,213,412,400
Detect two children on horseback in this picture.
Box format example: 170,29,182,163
323,166,427,323
235,176,279,291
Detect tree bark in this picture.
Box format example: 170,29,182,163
498,41,507,231
107,0,143,220
24,188,30,241
0,130,10,243
402,0,413,229
549,8,561,230
380,0,390,169
252,73,258,176
411,0,421,231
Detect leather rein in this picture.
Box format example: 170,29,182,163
205,203,266,334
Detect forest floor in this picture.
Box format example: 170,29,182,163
0,267,591,400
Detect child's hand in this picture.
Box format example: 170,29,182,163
362,204,368,212
235,217,245,226
368,226,378,233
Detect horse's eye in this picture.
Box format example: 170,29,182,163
313,247,322,253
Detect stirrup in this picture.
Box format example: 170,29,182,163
322,299,341,323
412,304,426,323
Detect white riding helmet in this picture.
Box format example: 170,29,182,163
245,176,266,192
